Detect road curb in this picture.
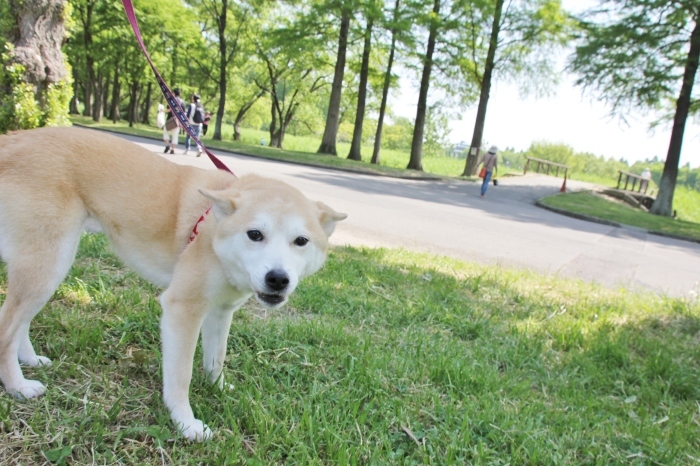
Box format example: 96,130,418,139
73,123,450,182
535,199,700,245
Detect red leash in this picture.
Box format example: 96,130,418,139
122,0,235,176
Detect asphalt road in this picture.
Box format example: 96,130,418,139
98,129,700,298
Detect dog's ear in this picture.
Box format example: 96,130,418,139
315,201,347,237
198,188,238,220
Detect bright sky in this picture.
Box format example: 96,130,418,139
389,0,700,168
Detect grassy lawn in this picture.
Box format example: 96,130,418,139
1,234,699,464
69,116,478,181
540,191,700,241
562,174,700,224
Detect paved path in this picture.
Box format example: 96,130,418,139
100,130,700,298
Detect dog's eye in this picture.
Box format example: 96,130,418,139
247,230,264,242
293,236,309,247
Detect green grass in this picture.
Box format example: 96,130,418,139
560,173,700,224
1,234,699,464
672,185,700,223
540,191,700,241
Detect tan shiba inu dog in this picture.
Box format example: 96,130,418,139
0,127,346,441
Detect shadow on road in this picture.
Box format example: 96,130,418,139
293,169,700,256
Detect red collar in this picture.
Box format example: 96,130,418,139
188,206,212,244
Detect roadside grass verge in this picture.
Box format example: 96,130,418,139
540,191,700,241
1,234,699,464
671,185,700,223
557,174,700,224
69,116,474,181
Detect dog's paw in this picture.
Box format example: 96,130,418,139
20,355,53,367
10,379,46,399
213,377,234,392
178,419,212,442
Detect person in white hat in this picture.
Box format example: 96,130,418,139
477,146,499,197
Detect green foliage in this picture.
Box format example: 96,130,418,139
43,60,74,128
423,106,451,157
672,185,700,223
380,115,413,151
524,140,628,180
0,44,41,132
631,159,700,192
570,0,697,115
0,43,73,133
0,0,11,42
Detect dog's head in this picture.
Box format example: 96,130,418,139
199,175,346,308
158,103,165,112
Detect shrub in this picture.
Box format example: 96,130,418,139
0,42,73,134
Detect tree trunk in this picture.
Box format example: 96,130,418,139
8,0,68,105
317,9,351,156
348,16,374,161
127,81,139,127
233,90,264,140
102,70,110,118
372,0,400,165
110,62,121,123
276,104,297,149
92,70,103,122
650,13,700,216
213,0,228,141
141,81,152,124
407,0,440,171
269,97,278,146
70,63,80,114
79,0,95,117
463,0,503,176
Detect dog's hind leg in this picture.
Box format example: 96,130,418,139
0,215,83,399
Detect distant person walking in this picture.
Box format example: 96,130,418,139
163,87,186,155
184,94,206,157
478,146,498,198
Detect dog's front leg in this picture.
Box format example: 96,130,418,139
159,290,210,442
201,297,248,390
201,308,234,390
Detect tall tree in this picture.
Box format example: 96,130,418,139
462,0,570,176
570,0,700,217
371,0,403,165
462,0,503,175
401,0,487,170
254,9,328,149
7,0,69,93
317,7,351,155
347,3,377,161
407,0,441,170
192,0,256,141
72,0,97,117
1,0,72,132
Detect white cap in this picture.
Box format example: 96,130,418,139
488,145,498,153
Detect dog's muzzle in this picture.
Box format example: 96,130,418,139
265,269,289,291
256,269,290,307
256,292,286,306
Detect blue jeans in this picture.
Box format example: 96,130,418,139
481,170,493,196
185,124,202,151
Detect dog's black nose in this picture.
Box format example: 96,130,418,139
265,270,289,291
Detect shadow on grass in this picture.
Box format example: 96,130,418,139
1,236,699,464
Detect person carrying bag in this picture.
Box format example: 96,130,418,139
477,146,499,198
